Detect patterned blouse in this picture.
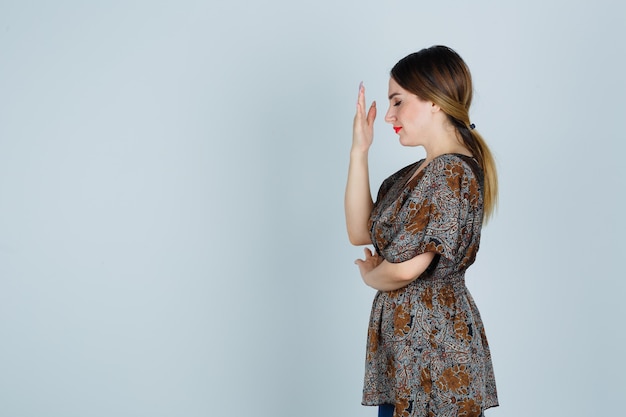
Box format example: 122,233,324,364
363,154,498,417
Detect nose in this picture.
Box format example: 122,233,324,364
384,106,395,124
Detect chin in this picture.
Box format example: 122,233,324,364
399,137,419,147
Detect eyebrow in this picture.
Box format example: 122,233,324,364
388,92,401,100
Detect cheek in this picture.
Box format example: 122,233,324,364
399,110,417,127
396,108,409,124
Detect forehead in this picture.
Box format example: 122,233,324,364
387,77,408,96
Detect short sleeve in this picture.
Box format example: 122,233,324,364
376,157,473,264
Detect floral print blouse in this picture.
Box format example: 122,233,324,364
363,154,498,417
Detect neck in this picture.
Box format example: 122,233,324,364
423,131,471,163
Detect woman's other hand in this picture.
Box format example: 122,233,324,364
355,247,383,279
352,82,377,153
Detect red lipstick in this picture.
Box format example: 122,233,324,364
393,126,402,133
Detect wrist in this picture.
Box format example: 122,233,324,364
350,147,370,159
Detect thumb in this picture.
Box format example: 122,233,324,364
367,101,377,125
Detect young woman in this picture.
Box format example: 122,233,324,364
345,46,499,417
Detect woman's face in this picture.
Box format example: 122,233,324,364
384,77,435,147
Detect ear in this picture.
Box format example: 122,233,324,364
430,101,441,113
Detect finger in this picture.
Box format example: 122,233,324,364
363,247,373,258
357,82,366,111
355,95,363,121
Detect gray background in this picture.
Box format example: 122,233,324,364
1,1,624,416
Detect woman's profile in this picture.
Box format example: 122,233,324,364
345,45,499,417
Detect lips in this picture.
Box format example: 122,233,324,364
393,126,402,133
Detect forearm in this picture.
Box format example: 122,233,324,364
362,253,436,291
344,150,374,245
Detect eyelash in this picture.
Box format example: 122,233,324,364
393,101,402,107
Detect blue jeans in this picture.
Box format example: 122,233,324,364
378,404,394,417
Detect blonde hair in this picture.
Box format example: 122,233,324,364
391,45,498,222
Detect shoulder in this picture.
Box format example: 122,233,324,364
427,154,482,186
417,155,483,209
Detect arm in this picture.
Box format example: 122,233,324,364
355,248,436,291
345,83,377,246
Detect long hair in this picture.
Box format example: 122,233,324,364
391,45,498,222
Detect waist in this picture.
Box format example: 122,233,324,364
415,269,465,285
383,271,466,298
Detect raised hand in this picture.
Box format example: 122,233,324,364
352,82,377,153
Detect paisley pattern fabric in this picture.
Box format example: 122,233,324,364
363,154,498,417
